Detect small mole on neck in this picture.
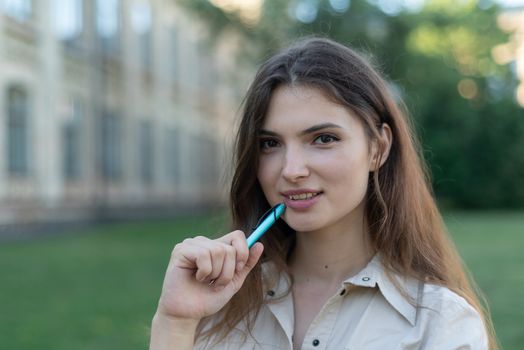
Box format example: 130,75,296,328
324,265,328,269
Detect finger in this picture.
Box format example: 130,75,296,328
235,242,264,284
221,230,249,272
175,242,213,282
212,244,236,288
244,242,264,271
188,239,227,282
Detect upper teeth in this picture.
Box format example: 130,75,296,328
288,192,318,200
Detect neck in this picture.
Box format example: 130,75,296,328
288,209,374,286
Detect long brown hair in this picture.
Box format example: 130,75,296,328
200,37,498,349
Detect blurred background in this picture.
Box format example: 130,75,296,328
0,0,522,349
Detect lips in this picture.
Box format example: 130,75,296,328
281,189,322,210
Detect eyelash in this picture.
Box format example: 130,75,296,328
259,133,340,151
313,134,340,145
260,138,280,150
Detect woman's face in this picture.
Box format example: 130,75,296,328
257,84,378,234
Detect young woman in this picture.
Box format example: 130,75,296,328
150,37,497,349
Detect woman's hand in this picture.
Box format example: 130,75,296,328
155,230,264,322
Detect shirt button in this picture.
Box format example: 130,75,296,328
362,276,370,282
312,339,320,346
267,290,275,297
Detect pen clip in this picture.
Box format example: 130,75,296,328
252,204,280,231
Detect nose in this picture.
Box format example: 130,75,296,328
281,145,309,182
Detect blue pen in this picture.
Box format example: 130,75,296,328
247,203,286,248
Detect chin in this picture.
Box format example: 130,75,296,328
283,215,323,233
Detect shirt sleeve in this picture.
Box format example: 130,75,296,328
426,299,489,350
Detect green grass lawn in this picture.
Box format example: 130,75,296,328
0,211,522,349
444,211,524,349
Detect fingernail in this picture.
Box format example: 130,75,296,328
236,262,245,271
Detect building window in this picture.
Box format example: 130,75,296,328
6,85,30,177
62,98,83,180
171,27,179,84
188,42,199,91
1,0,33,22
139,120,154,184
200,136,218,185
165,127,180,184
53,0,83,42
198,45,216,107
95,0,120,54
100,110,122,181
131,0,152,69
191,134,218,187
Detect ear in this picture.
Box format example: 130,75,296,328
369,123,393,172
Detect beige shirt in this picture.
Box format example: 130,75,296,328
195,255,488,349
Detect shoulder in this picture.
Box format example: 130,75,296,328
367,255,489,349
419,282,482,322
415,283,489,349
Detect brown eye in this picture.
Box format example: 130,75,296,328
260,139,279,149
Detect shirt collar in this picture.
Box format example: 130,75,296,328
262,254,420,326
343,254,419,326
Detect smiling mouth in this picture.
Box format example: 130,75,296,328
286,192,321,200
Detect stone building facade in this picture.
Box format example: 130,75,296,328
0,0,249,227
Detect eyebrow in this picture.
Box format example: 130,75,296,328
258,122,343,137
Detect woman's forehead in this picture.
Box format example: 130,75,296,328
261,84,362,131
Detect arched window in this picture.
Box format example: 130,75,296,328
1,0,33,22
139,120,154,184
165,127,180,185
131,0,152,69
95,0,121,54
62,98,84,180
6,85,30,176
99,110,122,181
53,0,83,42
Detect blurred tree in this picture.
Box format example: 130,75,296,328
180,0,524,209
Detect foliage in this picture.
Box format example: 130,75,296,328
180,0,524,209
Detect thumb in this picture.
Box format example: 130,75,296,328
235,242,264,282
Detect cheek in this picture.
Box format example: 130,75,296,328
321,151,370,192
257,157,277,193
